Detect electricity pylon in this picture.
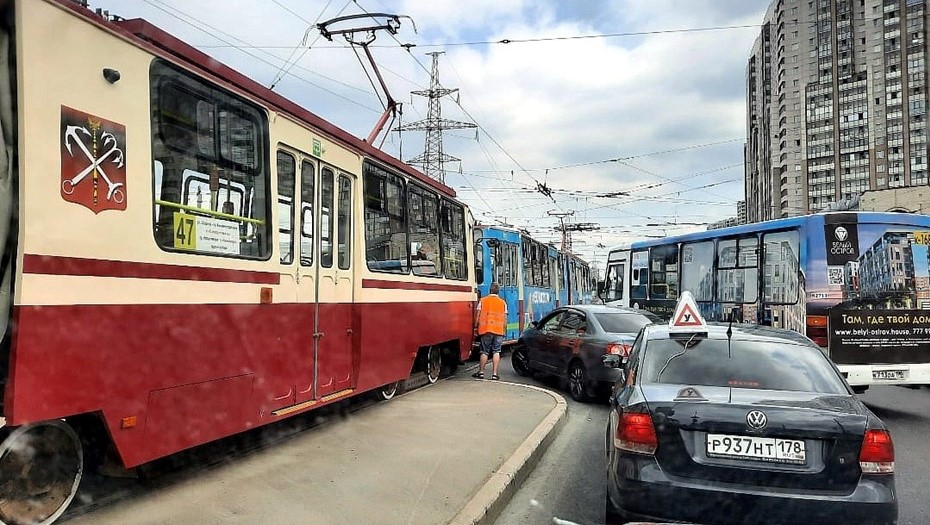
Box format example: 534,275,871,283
396,52,476,184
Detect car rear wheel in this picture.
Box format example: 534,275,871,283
604,492,624,525
568,361,590,402
511,345,530,376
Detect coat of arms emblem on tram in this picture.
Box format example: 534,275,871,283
60,105,127,213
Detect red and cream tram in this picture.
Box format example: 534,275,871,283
0,1,477,523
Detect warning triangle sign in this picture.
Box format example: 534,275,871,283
669,291,707,333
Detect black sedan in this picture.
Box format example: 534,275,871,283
604,323,897,525
511,305,660,402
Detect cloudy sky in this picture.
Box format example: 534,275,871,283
100,0,771,269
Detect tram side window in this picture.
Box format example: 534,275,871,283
408,185,441,277
522,239,533,286
474,232,484,285
300,161,315,266
763,230,800,304
549,256,557,291
364,162,408,274
440,200,467,280
320,168,334,268
506,243,517,287
150,60,270,259
716,236,759,303
494,243,505,286
337,175,352,270
680,241,715,301
277,151,296,264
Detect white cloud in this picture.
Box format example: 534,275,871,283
97,0,770,264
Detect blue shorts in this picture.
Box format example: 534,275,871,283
479,333,504,355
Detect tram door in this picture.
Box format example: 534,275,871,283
314,167,356,397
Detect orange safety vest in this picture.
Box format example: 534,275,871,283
477,294,507,336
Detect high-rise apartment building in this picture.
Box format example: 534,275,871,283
745,0,930,222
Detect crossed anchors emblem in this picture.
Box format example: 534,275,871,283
62,119,125,205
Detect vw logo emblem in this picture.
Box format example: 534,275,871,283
746,410,767,430
835,226,849,242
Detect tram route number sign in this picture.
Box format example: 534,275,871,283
173,212,240,254
915,231,930,245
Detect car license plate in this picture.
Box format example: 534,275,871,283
706,434,806,464
872,369,908,380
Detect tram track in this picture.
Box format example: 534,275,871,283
59,367,473,523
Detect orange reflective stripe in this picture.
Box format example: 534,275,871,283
477,295,507,335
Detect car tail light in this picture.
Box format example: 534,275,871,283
806,315,828,347
614,412,658,455
859,429,895,474
607,343,632,357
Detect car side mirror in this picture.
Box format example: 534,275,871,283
602,354,622,369
530,320,538,329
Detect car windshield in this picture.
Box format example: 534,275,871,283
640,337,849,394
593,312,657,334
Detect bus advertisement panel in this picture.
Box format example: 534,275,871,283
602,212,930,388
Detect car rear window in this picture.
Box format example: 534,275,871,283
640,337,848,394
594,312,658,334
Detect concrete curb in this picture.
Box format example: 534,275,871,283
447,381,568,525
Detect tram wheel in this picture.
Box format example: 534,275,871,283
426,346,442,384
378,381,401,401
0,420,83,525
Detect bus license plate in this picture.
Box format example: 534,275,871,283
706,434,806,464
873,369,908,380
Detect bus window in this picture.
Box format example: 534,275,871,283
649,245,679,300
763,230,801,304
631,249,648,300
681,241,715,301
716,236,759,303
605,262,625,302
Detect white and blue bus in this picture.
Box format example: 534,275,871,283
602,212,930,391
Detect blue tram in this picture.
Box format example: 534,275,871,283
474,225,594,345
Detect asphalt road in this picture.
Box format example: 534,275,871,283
490,352,930,525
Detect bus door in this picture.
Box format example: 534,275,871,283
315,168,356,398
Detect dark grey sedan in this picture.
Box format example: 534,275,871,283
605,323,897,525
511,305,661,401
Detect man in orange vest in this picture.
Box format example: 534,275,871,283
473,282,508,380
